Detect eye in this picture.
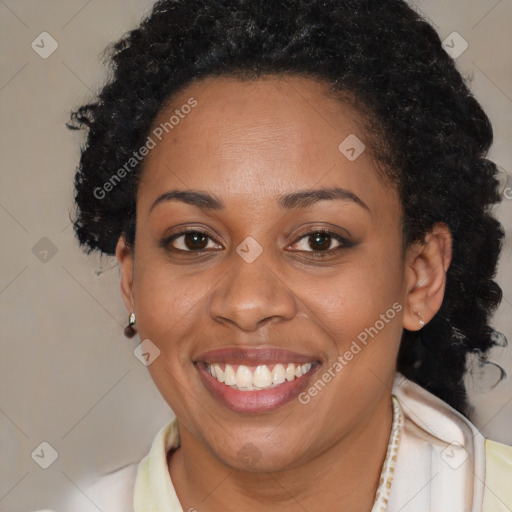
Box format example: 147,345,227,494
289,229,353,256
162,230,222,252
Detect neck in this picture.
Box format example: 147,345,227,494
168,393,394,512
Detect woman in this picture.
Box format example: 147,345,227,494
39,0,511,510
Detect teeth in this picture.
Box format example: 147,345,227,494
253,365,272,388
272,364,286,385
224,364,236,385
206,362,314,390
214,364,224,383
235,365,253,388
301,363,312,374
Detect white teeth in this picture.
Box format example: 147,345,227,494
285,363,295,381
253,365,272,388
214,364,224,383
235,365,253,388
206,362,315,390
272,364,286,385
301,363,312,374
224,364,236,385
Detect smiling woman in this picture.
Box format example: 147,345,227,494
38,0,512,511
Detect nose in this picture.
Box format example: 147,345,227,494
208,252,297,332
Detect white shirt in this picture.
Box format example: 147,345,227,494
36,373,512,512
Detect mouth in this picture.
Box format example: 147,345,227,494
194,347,322,413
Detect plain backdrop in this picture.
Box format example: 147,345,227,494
0,0,511,510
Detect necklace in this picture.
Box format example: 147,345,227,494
370,395,404,512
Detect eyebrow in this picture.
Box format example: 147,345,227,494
149,186,370,213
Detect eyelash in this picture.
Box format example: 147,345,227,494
161,228,353,258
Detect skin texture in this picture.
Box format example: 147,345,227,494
116,75,452,511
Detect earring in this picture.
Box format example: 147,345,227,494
415,311,425,328
124,312,137,338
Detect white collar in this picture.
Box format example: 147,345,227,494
387,373,486,511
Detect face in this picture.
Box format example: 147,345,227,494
117,75,421,472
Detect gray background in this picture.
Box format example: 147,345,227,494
0,1,511,510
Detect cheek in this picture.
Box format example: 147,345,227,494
131,254,211,348
306,253,405,361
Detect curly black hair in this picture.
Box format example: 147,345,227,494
68,0,505,416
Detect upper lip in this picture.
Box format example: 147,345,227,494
194,346,320,365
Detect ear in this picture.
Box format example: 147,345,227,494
115,236,135,313
403,222,452,331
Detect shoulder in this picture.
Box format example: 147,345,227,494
34,419,180,512
391,373,512,511
483,439,512,511
29,462,139,512
87,462,139,507
60,462,139,512
485,438,512,465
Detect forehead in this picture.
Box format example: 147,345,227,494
137,75,395,213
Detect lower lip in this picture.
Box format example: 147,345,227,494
197,363,320,414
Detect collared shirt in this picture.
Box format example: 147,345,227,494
38,373,512,512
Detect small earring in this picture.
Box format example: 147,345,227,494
416,311,425,328
124,312,137,338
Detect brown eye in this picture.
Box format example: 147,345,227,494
290,229,351,254
164,230,221,252
308,232,332,251
183,232,208,250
